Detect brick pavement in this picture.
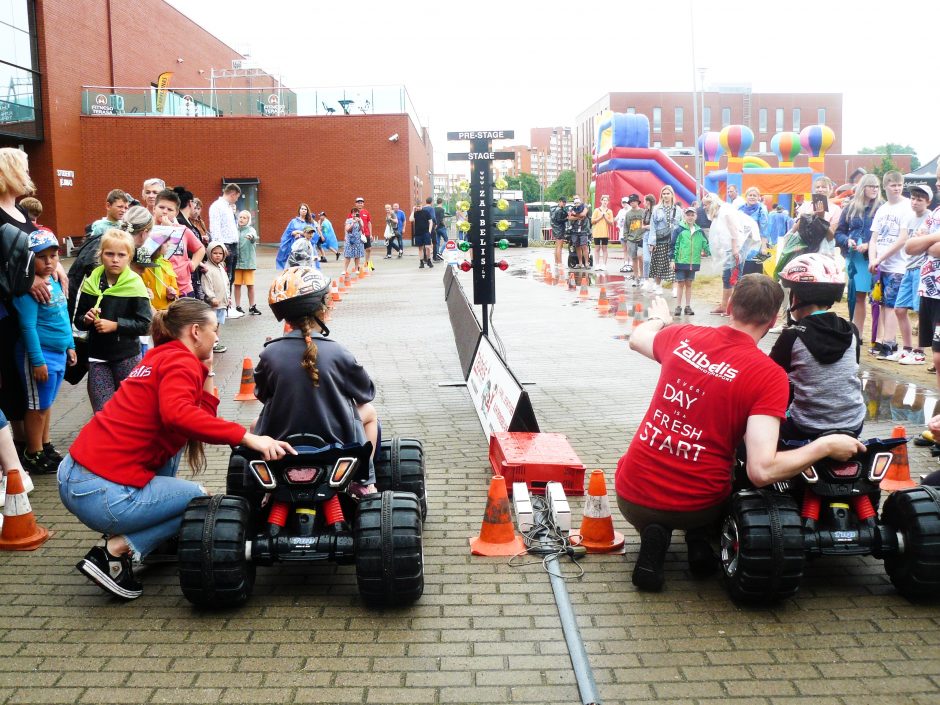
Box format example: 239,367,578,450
1,248,939,705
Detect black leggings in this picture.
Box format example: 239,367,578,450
386,234,402,256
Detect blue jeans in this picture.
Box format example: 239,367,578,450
435,227,448,255
58,453,205,560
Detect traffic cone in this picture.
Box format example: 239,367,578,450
0,469,49,551
544,266,554,285
881,425,915,491
597,286,610,315
469,475,527,556
570,470,624,553
337,274,347,293
615,293,629,320
579,275,589,298
331,280,342,302
359,267,367,280
233,357,257,401
567,272,576,290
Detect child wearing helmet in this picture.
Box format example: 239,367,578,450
253,266,378,488
769,253,865,441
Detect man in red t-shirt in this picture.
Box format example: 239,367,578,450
616,274,864,591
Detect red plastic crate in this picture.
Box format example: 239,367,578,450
488,432,585,496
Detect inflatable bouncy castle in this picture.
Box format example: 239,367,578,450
592,113,698,206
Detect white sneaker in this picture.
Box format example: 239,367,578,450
884,349,905,362
672,286,678,299
227,307,244,319
899,350,925,365
593,264,603,271
653,285,663,296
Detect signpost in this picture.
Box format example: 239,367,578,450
446,130,514,336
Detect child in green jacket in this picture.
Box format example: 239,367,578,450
671,206,710,317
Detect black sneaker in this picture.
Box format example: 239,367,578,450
419,260,425,269
77,544,143,600
335,252,341,261
876,344,897,361
235,306,245,314
248,305,262,316
869,342,885,357
397,253,403,258
42,442,63,465
684,306,694,316
320,256,328,263
632,524,672,592
22,450,56,475
685,530,718,577
674,305,682,317
427,259,434,268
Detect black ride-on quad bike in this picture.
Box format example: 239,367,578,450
721,435,940,603
178,434,427,608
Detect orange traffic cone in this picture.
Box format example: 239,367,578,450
0,469,49,551
881,425,915,491
233,357,257,401
597,286,610,315
615,293,629,320
469,475,527,556
331,280,342,302
570,470,624,553
337,275,347,293
544,266,554,285
358,267,367,280
579,275,589,298
567,272,576,290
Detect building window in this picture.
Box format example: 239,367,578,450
792,108,800,132
721,108,731,127
653,141,661,148
759,141,767,152
675,141,683,148
626,107,635,114
817,108,826,125
675,107,683,132
758,109,767,133
653,107,661,132
0,0,42,141
775,108,784,132
703,107,711,131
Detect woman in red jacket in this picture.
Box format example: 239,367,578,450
58,298,294,600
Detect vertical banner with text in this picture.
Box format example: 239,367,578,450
155,72,174,114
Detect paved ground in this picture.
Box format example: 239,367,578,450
2,247,940,705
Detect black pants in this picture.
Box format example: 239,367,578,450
386,234,403,256
224,249,238,289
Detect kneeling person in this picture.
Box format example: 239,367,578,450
615,275,864,591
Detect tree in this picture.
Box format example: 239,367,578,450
505,173,541,203
859,143,920,171
545,170,575,202
871,154,900,184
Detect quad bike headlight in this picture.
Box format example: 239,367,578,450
249,460,277,490
868,452,893,482
329,457,359,488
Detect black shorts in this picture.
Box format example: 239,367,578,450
594,238,609,246
919,296,940,351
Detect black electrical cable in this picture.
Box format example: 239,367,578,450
508,495,586,579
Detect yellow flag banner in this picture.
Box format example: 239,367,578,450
155,72,173,113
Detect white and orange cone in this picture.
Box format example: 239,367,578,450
570,469,624,553
0,469,49,551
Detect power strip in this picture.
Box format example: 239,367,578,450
512,482,533,533
545,482,571,533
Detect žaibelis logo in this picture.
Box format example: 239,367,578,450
671,339,738,381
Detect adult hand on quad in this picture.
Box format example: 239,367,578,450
823,434,866,461
242,433,297,460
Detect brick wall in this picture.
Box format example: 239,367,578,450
79,113,429,242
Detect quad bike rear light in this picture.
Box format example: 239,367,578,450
329,457,358,488
286,467,321,484
249,460,277,490
868,452,893,482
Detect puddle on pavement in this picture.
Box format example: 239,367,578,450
861,370,936,425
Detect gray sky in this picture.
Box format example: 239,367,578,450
167,0,934,173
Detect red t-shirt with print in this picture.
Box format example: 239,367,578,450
615,324,789,512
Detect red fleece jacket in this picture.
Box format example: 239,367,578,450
70,340,246,487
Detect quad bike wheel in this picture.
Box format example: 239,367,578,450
881,485,940,599
178,495,255,608
375,437,427,521
720,489,805,603
225,454,266,517
355,491,424,606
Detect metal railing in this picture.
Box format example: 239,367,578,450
80,84,424,132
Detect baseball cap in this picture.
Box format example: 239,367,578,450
627,193,640,203
684,206,696,214
303,225,316,232
910,183,933,201
28,230,58,253
355,197,365,202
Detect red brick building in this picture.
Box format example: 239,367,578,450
1,0,432,239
